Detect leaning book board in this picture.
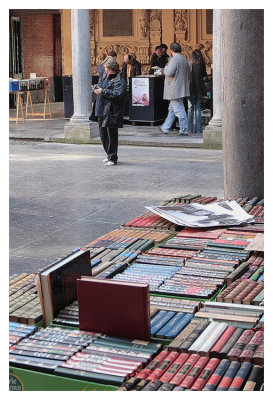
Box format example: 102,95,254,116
77,277,151,341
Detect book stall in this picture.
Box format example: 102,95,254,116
9,194,264,391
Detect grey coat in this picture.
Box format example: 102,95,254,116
163,54,190,100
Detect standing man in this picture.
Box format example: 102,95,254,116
121,54,141,84
94,58,126,166
149,46,168,73
160,42,190,136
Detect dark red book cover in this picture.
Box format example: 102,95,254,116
77,277,151,341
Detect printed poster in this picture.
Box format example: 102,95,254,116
132,77,149,106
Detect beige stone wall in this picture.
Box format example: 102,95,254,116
62,9,212,76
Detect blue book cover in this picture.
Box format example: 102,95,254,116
154,312,186,337
165,313,194,339
151,311,176,336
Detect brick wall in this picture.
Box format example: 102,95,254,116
21,14,54,78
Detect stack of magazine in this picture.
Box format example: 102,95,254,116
145,201,254,228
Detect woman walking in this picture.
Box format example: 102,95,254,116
188,49,207,134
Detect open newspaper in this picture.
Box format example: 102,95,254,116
145,200,255,228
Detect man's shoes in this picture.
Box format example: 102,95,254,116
105,161,116,167
159,127,169,134
102,158,108,163
178,132,189,136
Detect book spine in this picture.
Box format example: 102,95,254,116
188,322,219,353
159,352,189,383
227,330,255,361
136,350,169,379
191,358,220,391
242,283,264,305
252,342,264,365
209,326,237,357
141,379,162,391
167,320,202,351
202,359,231,390
232,281,258,304
180,356,209,389
179,321,210,352
151,311,177,336
154,312,185,338
157,382,176,391
165,313,194,340
227,361,253,390
224,280,253,303
239,330,264,361
215,361,241,390
198,323,229,356
243,365,264,391
169,354,200,386
147,352,179,381
219,328,245,358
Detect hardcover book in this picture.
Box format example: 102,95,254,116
77,277,150,340
36,250,91,326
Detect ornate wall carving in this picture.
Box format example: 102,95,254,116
87,9,212,74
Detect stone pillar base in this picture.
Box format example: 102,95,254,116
64,121,98,142
203,125,222,149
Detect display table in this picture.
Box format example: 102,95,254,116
9,92,24,124
129,75,168,125
26,88,52,119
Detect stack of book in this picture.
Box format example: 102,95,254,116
9,273,43,325
118,349,263,391
9,326,99,374
55,335,162,386
9,322,38,347
216,280,264,305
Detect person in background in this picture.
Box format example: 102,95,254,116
160,44,170,63
188,49,207,134
94,58,126,166
121,54,142,84
149,46,168,73
97,51,117,79
160,42,190,136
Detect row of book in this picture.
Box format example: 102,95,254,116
9,322,38,347
9,323,263,390
9,273,43,325
118,351,263,391
9,325,162,386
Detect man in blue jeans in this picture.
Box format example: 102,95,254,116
160,42,190,136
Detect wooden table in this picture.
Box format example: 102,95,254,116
25,88,52,119
9,91,24,124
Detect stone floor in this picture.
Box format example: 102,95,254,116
9,102,204,147
9,141,224,276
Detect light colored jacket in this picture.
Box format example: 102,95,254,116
163,54,190,100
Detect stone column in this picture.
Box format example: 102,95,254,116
65,9,96,141
203,9,222,148
222,10,264,198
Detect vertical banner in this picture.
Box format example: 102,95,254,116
132,77,149,106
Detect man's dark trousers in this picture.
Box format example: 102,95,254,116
98,117,118,163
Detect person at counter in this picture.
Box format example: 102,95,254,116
121,54,142,85
161,44,170,63
149,46,168,74
94,58,126,166
160,42,190,136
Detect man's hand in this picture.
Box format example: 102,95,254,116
94,88,102,95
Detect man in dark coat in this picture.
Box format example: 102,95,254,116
121,54,141,84
149,46,168,74
94,59,126,166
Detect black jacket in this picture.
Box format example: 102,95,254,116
121,59,142,82
98,72,126,128
189,62,207,97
